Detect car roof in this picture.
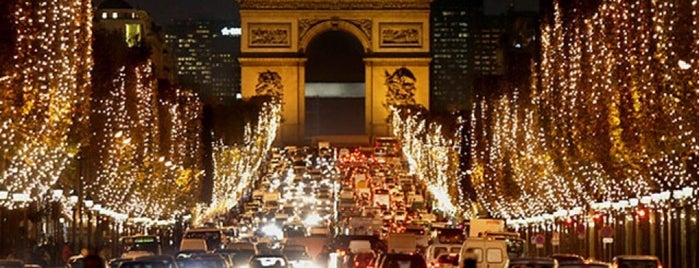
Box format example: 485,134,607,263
509,257,557,263
613,255,660,260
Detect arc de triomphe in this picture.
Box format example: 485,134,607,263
238,0,431,145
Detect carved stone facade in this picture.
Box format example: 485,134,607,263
238,0,431,145
238,0,432,10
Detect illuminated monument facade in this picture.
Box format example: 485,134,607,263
238,0,432,144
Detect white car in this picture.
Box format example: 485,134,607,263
382,211,394,221
394,210,407,222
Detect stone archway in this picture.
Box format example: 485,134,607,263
298,19,372,54
304,29,366,137
238,0,432,145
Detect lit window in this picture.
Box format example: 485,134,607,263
112,12,118,19
102,12,107,19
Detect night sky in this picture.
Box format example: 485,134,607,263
94,0,538,25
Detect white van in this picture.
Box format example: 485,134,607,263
425,243,461,263
458,238,508,268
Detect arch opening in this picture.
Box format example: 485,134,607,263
305,30,366,137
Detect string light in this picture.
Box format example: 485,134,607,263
195,98,281,226
1,0,92,202
390,106,472,219
471,0,699,223
88,62,204,220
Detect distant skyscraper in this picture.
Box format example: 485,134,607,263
430,0,482,113
430,0,539,112
165,20,240,104
94,0,175,82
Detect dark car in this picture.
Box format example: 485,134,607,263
352,251,376,268
551,254,584,265
0,259,23,268
506,257,557,268
611,255,662,268
377,253,427,268
119,255,179,268
176,253,230,268
215,248,256,267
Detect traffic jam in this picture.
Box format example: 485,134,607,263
107,138,660,268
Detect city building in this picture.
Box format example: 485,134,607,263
94,0,176,82
430,0,540,112
430,0,482,113
165,20,241,104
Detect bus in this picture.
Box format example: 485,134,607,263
119,235,162,257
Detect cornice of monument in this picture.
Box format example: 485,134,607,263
238,0,432,10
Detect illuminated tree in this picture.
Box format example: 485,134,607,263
390,105,472,219
196,96,281,226
0,0,92,204
471,0,699,221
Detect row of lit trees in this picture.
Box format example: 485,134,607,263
390,105,472,219
470,0,699,221
0,0,204,222
87,62,203,220
195,96,281,226
0,0,92,208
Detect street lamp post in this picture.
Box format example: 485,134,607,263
0,187,7,255
69,189,78,251
51,185,64,266
84,196,94,249
92,203,101,250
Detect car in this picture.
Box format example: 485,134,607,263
377,253,427,268
382,211,394,221
0,260,23,268
177,253,230,268
281,245,312,268
248,254,290,268
119,255,179,268
558,260,610,268
425,243,461,263
394,210,408,222
611,255,662,268
505,257,558,268
551,254,584,265
216,247,257,267
428,252,459,268
353,251,376,268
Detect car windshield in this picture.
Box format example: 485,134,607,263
616,260,659,268
282,250,308,260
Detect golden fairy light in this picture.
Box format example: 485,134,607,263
0,0,92,203
471,0,699,224
390,105,472,219
195,99,281,226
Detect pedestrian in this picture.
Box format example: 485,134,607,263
62,242,73,263
6,249,17,259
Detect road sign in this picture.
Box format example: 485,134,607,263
551,231,560,246
535,234,545,248
576,223,586,239
601,225,614,238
